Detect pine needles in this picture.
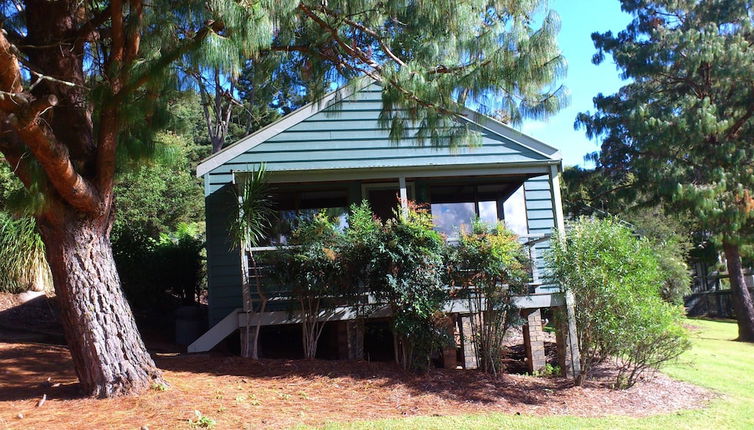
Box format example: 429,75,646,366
0,213,52,294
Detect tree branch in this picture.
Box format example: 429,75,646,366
0,30,102,214
8,96,103,213
317,5,407,67
724,101,754,141
298,3,380,70
110,0,125,77
73,4,113,49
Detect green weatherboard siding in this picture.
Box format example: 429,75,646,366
204,84,551,194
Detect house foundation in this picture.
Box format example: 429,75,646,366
521,308,547,373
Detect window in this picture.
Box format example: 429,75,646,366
429,183,528,239
270,189,348,244
503,186,528,237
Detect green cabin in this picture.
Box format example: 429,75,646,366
193,81,579,374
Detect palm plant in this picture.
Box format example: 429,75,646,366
0,213,52,294
229,164,275,359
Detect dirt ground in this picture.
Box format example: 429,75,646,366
0,340,712,430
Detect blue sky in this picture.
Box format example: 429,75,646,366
519,0,634,167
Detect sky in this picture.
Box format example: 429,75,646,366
519,0,635,167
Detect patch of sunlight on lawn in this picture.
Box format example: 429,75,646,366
313,318,754,430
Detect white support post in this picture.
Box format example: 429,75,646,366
398,176,408,215
549,164,566,233
548,164,581,379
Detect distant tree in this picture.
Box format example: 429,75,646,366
560,165,636,217
577,1,754,341
0,0,566,396
113,132,204,240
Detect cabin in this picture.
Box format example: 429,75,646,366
191,80,580,376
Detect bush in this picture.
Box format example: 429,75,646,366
113,224,205,308
547,217,690,388
272,211,345,359
447,219,530,375
340,201,381,294
625,209,693,305
362,203,450,371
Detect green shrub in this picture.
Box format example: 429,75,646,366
363,203,450,371
273,211,345,359
340,201,381,294
547,217,690,388
447,219,530,375
188,410,216,429
112,223,205,308
625,209,693,305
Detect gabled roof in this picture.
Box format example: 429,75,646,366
196,79,561,178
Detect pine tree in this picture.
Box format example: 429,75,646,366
577,0,754,341
0,0,566,397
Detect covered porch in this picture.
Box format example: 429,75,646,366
193,163,579,375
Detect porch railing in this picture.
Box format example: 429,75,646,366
239,233,553,312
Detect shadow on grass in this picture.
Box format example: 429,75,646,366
686,316,738,323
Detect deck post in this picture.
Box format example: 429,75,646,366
458,314,478,369
337,319,365,360
549,165,581,379
521,308,547,373
240,319,258,359
554,305,580,378
440,314,458,369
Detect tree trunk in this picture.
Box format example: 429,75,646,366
722,241,754,342
38,215,164,397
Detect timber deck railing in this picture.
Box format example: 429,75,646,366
240,233,553,310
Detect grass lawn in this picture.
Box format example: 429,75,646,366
319,318,754,430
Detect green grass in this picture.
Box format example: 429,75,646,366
317,318,754,430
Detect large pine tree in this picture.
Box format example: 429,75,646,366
578,0,754,340
0,0,566,397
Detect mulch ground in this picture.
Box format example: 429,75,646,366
0,292,714,429
0,341,713,430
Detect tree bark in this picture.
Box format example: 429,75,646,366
38,214,164,397
722,241,754,342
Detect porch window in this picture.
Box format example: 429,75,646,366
429,183,528,239
270,189,348,244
